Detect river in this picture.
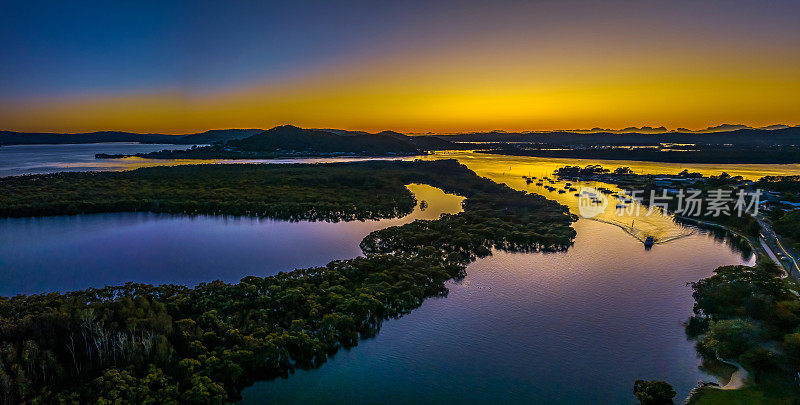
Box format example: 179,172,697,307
0,184,462,296
2,143,797,403
241,221,752,404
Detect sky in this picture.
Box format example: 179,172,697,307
1,0,798,134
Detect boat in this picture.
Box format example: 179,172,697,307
558,189,566,194
643,236,655,247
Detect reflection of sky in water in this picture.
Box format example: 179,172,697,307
237,148,760,404
0,184,463,296
427,150,800,180
0,145,765,402
422,151,800,244
0,142,418,177
243,214,755,404
5,144,799,180
4,144,795,245
0,143,195,176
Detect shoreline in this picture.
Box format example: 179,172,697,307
479,149,800,165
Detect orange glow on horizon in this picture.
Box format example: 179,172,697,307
2,35,799,134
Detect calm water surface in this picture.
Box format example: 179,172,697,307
0,144,784,403
0,143,195,176
242,221,753,404
240,153,759,404
0,184,463,295
427,150,800,180
3,144,799,179
0,143,415,177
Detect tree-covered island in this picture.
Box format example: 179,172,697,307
0,159,576,403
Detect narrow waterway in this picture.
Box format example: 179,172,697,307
0,184,463,296
0,145,785,403
240,153,759,404
241,216,753,404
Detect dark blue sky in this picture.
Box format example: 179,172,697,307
1,0,798,133
0,1,425,97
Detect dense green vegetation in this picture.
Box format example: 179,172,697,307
758,176,800,250
633,380,676,405
0,162,421,220
774,210,800,246
0,159,576,403
553,164,634,177
556,165,800,401
685,260,800,403
758,175,800,195
689,386,798,405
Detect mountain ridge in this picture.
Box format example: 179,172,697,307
0,129,262,146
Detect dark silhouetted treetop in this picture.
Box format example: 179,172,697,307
0,159,575,403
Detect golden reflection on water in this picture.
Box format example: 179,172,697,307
59,156,227,171
60,150,800,246
70,151,800,182
421,151,800,244
60,156,421,171
427,150,800,180
404,183,465,220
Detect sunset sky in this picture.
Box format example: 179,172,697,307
1,0,798,134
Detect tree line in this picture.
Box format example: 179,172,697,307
0,159,576,403
0,162,421,221
685,260,800,402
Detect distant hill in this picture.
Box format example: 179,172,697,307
0,131,178,145
175,129,263,144
698,123,752,133
227,126,424,154
759,124,792,131
311,128,371,136
0,129,262,145
556,123,793,134
112,126,461,159
440,126,800,146
695,123,790,132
